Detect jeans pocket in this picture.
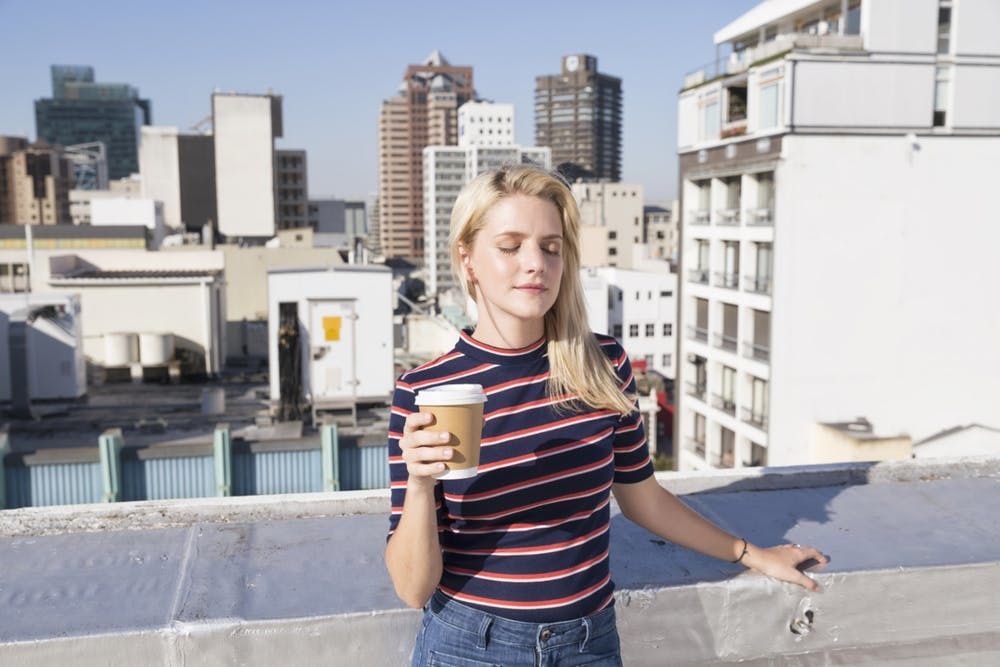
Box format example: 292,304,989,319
428,650,501,667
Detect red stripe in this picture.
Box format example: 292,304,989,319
460,330,546,355
613,438,647,454
615,458,651,473
483,372,549,395
446,497,610,534
484,393,573,421
481,410,616,447
448,481,612,522
402,351,464,379
444,548,609,582
438,574,610,610
476,428,613,474
443,524,607,556
408,363,498,390
444,453,612,503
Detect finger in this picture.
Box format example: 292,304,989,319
800,547,827,566
403,411,435,434
407,430,452,448
404,446,453,464
409,461,447,478
793,570,821,592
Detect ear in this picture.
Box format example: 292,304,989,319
458,243,475,282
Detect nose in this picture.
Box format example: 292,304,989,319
523,242,546,274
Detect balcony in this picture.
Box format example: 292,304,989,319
745,207,773,226
685,381,706,402
744,274,771,295
710,448,736,468
713,332,738,353
683,437,706,458
743,341,770,363
687,325,709,343
687,268,709,284
710,392,736,416
714,271,739,290
1,459,999,664
689,209,711,226
742,406,769,430
716,208,740,226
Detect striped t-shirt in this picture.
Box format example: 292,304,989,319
387,329,654,622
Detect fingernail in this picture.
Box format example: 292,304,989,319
439,433,449,441
443,448,452,457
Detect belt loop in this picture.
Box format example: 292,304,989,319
476,616,493,650
580,616,593,653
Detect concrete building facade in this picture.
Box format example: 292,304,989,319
139,126,216,232
212,93,283,239
572,182,644,270
535,55,623,180
675,0,1000,471
275,149,308,230
458,101,514,147
0,142,73,225
378,51,475,264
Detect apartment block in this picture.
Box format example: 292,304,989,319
275,149,308,230
139,126,216,232
378,51,474,264
0,141,73,225
572,182,644,270
676,0,1000,471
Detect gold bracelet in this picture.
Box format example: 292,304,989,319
732,538,749,564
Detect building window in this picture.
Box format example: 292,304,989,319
660,290,673,298
612,324,622,338
608,230,617,240
609,247,618,256
629,324,639,337
937,2,952,55
934,66,951,127
662,353,672,367
644,354,654,367
759,83,779,129
662,323,673,336
645,323,655,337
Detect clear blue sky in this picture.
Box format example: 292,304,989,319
0,0,759,202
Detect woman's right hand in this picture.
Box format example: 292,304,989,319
399,411,453,483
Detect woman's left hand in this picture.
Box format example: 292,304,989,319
744,543,828,592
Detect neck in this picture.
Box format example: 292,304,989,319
471,302,545,349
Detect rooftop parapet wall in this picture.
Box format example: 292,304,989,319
2,458,999,665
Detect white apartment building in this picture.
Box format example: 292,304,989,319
458,101,515,147
212,93,282,239
676,0,1000,471
581,267,677,379
573,182,644,270
423,102,551,295
643,203,679,263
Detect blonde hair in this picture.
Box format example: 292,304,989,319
449,165,636,416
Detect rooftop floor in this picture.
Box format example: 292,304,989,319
1,458,998,665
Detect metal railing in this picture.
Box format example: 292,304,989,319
684,437,706,459
685,381,707,402
745,208,773,226
688,325,709,343
689,209,711,225
742,406,769,431
743,274,771,295
710,448,736,469
743,341,770,363
710,393,736,416
713,332,738,352
717,209,741,226
688,268,709,284
714,271,739,289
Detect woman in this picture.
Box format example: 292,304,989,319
385,165,826,666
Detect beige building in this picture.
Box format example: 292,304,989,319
643,203,679,262
572,182,644,269
0,139,73,225
378,50,474,264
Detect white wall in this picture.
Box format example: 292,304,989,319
792,61,935,129
952,66,1000,129
89,198,166,249
769,134,1000,464
213,95,276,238
139,127,182,230
862,0,937,54
458,101,515,147
954,0,1000,56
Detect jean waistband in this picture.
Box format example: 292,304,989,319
428,590,617,649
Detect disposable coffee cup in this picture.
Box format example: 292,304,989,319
414,383,487,480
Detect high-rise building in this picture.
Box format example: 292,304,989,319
0,140,73,225
675,0,1000,471
139,126,216,232
378,51,475,264
535,55,622,181
275,149,308,230
212,92,283,239
34,65,151,180
423,101,550,294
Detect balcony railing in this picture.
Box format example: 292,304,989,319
716,209,740,226
745,208,773,226
743,341,770,363
714,271,739,290
713,332,738,352
710,392,736,416
742,406,769,431
684,437,706,459
685,381,706,402
689,209,711,225
743,274,771,295
688,268,709,284
710,448,736,468
687,325,709,343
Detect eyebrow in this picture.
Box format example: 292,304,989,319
493,231,563,241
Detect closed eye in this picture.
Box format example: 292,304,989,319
498,245,561,256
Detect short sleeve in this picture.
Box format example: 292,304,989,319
387,376,447,540
609,345,655,484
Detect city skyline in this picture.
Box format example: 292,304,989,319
0,0,760,202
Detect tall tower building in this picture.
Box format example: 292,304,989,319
535,55,622,181
35,65,152,180
378,51,474,264
212,92,283,239
0,139,73,225
675,0,1000,471
139,126,216,232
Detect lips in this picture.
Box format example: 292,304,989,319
515,284,547,292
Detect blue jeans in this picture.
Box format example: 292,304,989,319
411,591,623,666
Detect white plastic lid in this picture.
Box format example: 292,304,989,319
414,383,487,406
